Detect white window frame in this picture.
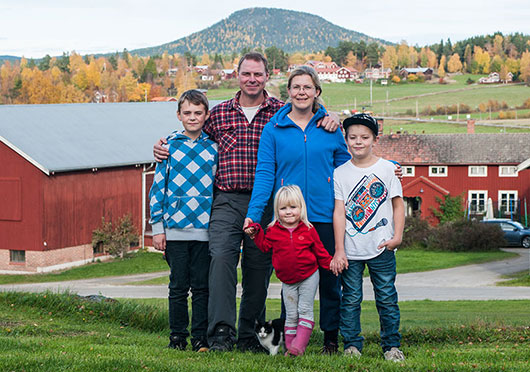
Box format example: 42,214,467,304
468,190,488,214
498,166,518,177
498,190,518,215
403,166,415,177
468,165,487,177
429,166,448,177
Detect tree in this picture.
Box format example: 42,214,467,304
56,52,70,73
520,51,530,83
38,54,51,71
463,44,473,72
141,57,157,83
473,46,491,74
397,42,411,67
288,52,306,65
447,53,463,73
265,46,288,71
438,55,446,78
366,43,381,66
92,215,138,258
345,51,357,68
426,48,438,68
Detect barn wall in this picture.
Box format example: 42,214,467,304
42,166,143,251
0,143,44,252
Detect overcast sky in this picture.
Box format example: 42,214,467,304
2,0,529,58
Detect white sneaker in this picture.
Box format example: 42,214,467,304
344,346,361,358
384,347,405,362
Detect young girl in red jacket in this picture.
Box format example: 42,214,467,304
245,185,333,356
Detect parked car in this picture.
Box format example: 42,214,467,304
481,219,530,248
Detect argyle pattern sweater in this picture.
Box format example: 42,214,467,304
149,131,218,241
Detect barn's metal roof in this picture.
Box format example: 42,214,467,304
0,101,220,175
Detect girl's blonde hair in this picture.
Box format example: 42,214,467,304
270,185,312,228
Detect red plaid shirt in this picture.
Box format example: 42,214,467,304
203,91,284,192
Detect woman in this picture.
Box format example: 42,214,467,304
244,65,351,353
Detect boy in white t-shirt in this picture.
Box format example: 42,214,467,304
330,113,405,362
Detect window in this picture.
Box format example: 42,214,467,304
403,166,415,177
10,250,25,263
499,166,518,177
429,166,448,177
468,166,487,177
468,191,487,214
498,191,518,215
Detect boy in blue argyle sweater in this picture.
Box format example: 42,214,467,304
149,90,217,352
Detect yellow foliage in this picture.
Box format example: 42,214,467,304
382,46,398,70
391,75,400,83
447,53,462,73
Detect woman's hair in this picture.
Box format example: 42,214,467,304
270,185,312,228
287,65,323,113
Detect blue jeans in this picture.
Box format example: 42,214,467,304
340,248,401,352
165,240,210,340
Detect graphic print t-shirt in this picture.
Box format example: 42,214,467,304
334,158,402,260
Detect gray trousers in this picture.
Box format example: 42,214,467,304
283,270,320,327
207,189,273,343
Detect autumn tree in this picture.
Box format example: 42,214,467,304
520,51,530,83
472,46,491,74
288,52,305,65
345,51,357,68
438,55,446,78
381,46,398,70
447,53,463,73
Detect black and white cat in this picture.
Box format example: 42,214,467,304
255,318,285,355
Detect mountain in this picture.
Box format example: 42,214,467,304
131,7,390,56
0,55,21,64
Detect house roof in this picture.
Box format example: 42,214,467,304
400,67,432,73
374,133,530,165
0,101,221,175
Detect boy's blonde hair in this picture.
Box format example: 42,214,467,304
270,185,312,228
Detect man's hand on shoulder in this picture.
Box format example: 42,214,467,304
317,112,340,132
153,138,169,162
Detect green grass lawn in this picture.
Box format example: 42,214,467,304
0,249,516,287
126,248,516,286
0,251,168,285
1,291,529,371
381,119,530,134
499,270,530,286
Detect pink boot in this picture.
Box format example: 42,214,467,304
284,326,297,353
288,319,314,356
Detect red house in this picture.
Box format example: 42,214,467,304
0,102,188,273
373,127,530,225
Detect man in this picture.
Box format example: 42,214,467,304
153,52,339,352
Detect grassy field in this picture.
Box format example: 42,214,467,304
499,270,530,286
0,251,168,285
126,248,517,286
379,119,530,134
0,248,516,286
1,291,529,371
204,74,530,132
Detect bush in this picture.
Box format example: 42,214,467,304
92,215,139,258
459,104,472,114
466,78,475,85
426,220,506,252
431,194,465,224
402,216,432,248
519,98,530,109
391,75,401,84
498,111,516,119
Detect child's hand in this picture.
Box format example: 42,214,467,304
244,226,257,239
377,236,402,251
330,251,348,276
153,233,167,251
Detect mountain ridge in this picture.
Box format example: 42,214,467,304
130,7,390,56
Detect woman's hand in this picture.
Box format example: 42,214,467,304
243,218,256,238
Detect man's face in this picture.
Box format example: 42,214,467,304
238,59,269,101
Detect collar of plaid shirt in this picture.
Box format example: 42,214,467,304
204,90,284,192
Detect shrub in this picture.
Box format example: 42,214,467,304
401,216,432,248
430,194,465,224
459,104,472,114
405,108,414,116
466,78,475,85
498,111,516,119
426,220,506,252
408,74,418,82
519,98,530,109
92,215,139,258
391,75,401,84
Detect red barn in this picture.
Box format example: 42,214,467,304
374,130,530,225
0,102,187,273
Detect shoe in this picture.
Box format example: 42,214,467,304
384,347,405,362
208,326,234,352
237,336,267,353
289,318,314,356
168,335,187,350
191,337,209,352
344,346,361,358
321,341,339,355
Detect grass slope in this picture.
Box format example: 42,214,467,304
1,292,529,371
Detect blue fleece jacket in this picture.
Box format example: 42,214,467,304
246,103,351,223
